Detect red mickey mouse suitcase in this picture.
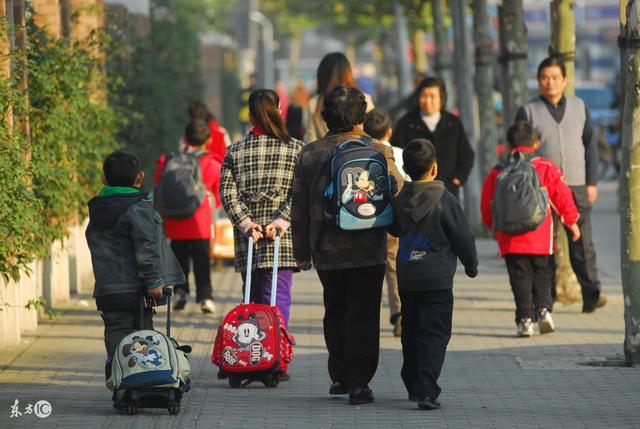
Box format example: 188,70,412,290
212,234,295,387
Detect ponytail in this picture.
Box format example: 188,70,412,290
248,89,291,142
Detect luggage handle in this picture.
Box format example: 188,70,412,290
243,236,254,304
243,232,281,306
138,288,173,336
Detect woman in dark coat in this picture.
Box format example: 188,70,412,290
392,77,475,199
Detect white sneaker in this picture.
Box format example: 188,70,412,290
538,309,555,334
517,318,534,337
200,299,216,314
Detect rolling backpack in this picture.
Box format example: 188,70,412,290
108,289,192,415
154,151,207,219
212,234,295,388
492,151,550,234
323,137,393,230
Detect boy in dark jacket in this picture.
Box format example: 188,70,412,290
86,151,185,378
389,138,478,410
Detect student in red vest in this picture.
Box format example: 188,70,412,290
155,120,222,313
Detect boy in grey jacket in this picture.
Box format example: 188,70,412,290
389,139,478,410
86,151,185,374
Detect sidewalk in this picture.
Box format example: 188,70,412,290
1,181,638,428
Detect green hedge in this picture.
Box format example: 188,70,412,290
0,16,119,282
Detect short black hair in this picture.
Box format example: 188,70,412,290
403,139,437,181
103,151,141,187
507,122,539,148
321,86,367,133
363,109,391,140
537,56,566,80
185,119,211,146
415,76,447,111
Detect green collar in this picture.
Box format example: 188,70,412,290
99,186,141,197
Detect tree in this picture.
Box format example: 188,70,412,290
472,0,498,182
618,0,640,367
550,0,582,304
450,0,481,228
498,0,528,126
431,0,453,102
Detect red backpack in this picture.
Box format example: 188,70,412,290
212,235,295,387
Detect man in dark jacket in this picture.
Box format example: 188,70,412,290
391,77,475,199
291,86,404,406
86,151,185,371
389,138,477,411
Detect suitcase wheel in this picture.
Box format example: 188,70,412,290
168,401,180,415
119,401,138,415
263,374,279,388
228,376,242,388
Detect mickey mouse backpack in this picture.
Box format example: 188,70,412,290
212,235,295,388
323,136,393,230
108,289,192,415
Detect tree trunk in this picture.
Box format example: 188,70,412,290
550,0,582,304
288,29,302,83
472,0,498,182
395,1,412,97
431,0,453,108
413,28,428,75
450,0,481,229
498,0,529,126
619,0,640,367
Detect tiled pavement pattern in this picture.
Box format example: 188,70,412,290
1,181,639,428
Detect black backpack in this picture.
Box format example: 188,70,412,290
492,152,549,234
323,137,393,230
154,151,207,219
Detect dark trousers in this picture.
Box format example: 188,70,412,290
317,265,385,389
101,308,153,359
400,289,453,401
505,254,553,322
171,239,213,302
551,186,601,307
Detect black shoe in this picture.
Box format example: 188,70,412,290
582,295,607,313
173,291,187,310
348,387,374,405
417,397,441,410
329,381,349,395
408,395,420,403
393,316,402,337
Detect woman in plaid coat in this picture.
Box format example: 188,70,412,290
220,89,304,328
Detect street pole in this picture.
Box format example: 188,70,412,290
618,0,640,367
472,0,498,182
431,0,453,108
249,10,274,90
550,0,582,304
395,1,412,97
450,0,481,228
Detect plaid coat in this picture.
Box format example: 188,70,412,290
220,131,304,272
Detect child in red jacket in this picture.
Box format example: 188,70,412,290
481,122,580,337
155,120,222,313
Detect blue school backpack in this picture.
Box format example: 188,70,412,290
323,137,393,230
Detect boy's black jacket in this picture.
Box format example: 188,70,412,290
86,192,185,311
389,180,478,291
